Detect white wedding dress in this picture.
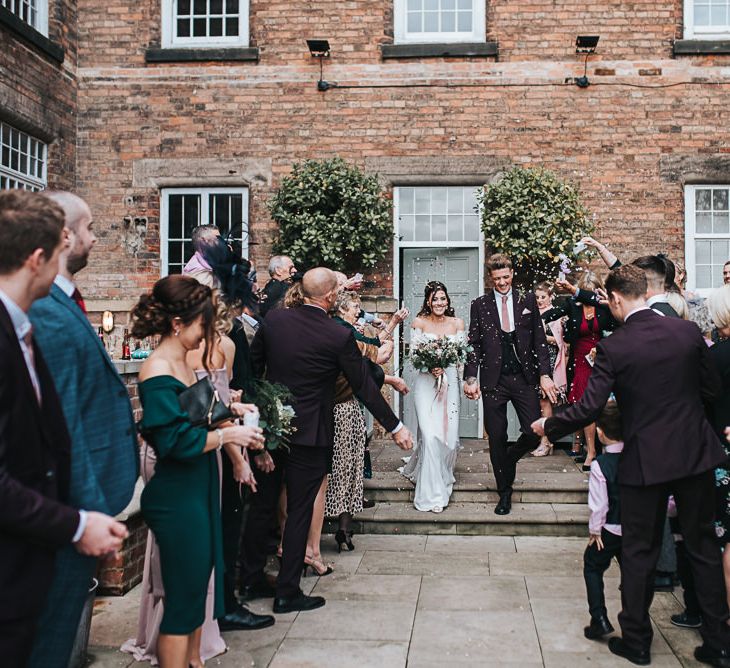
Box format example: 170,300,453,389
400,328,463,512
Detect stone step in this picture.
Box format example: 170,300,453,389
342,501,589,537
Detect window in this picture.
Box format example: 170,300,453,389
0,0,48,35
396,186,481,244
685,185,730,294
0,121,47,191
161,0,249,48
394,0,485,44
684,0,730,38
160,187,249,276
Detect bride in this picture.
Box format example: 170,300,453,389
401,281,465,513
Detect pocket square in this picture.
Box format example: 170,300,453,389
522,308,531,315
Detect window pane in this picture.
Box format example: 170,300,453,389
400,187,414,214
442,11,455,31
182,195,201,237
464,214,480,241
407,12,421,32
193,0,206,14
178,0,191,14
177,18,190,36
713,188,729,211
424,0,438,10
424,11,439,31
696,240,712,264
210,0,222,13
696,212,712,234
415,214,430,241
696,188,712,210
447,215,463,241
457,0,472,8
432,215,447,241
432,188,447,214
714,212,730,234
713,239,729,263
442,0,455,9
415,189,430,213
168,241,183,266
209,17,222,35
399,214,415,242
696,265,712,289
457,10,472,31
226,0,238,11
407,0,421,9
168,195,183,238
193,17,207,35
225,17,238,35
447,187,463,213
711,4,727,26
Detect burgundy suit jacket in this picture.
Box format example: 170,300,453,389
250,304,399,448
545,309,726,486
464,290,551,390
0,301,79,621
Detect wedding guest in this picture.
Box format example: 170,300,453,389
546,273,616,469
28,192,138,668
583,400,623,641
534,265,730,667
183,225,221,289
250,268,412,613
708,286,730,609
132,275,265,667
633,256,680,318
260,255,297,317
723,260,730,285
531,281,568,457
0,190,127,666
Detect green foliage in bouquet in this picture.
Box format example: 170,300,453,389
252,380,297,452
477,167,595,279
268,157,393,273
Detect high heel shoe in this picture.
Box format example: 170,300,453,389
335,529,355,553
303,556,334,577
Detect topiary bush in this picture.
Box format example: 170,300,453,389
477,166,594,280
268,157,393,274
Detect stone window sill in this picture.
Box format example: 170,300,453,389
673,39,730,55
145,46,260,63
381,41,498,59
0,5,63,63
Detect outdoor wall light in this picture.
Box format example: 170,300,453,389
306,39,333,91
102,310,115,333
574,35,600,88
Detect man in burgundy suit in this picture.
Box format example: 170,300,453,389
0,191,127,665
464,253,557,515
250,267,413,613
533,265,730,667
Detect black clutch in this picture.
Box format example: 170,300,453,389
178,376,234,429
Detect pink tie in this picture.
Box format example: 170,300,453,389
501,294,511,332
23,328,41,403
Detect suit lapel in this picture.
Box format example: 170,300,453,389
512,291,523,330
484,292,500,330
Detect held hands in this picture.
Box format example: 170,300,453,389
254,451,276,473
463,379,481,400
588,533,604,551
75,511,129,557
392,425,414,451
229,402,258,418
225,424,265,450
531,417,547,437
540,376,559,404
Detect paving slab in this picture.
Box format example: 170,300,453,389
490,552,591,577
312,573,421,602
425,535,515,554
357,550,490,576
418,575,529,612
526,575,621,601
269,639,409,668
515,536,589,553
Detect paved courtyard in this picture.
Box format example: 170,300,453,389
88,533,706,667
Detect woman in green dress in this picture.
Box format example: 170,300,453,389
131,275,265,668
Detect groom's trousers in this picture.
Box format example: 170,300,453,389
482,373,541,493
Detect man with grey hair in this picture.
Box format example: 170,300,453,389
28,192,138,668
260,254,297,317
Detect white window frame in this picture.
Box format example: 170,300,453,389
0,0,48,35
684,184,730,296
683,0,730,39
160,186,249,277
0,120,47,191
391,184,485,431
161,0,249,48
394,0,486,44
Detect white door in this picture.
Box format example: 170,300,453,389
401,247,480,437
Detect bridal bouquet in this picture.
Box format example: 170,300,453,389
252,380,297,452
409,338,473,391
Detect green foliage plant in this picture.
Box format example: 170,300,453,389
269,157,393,274
476,166,594,280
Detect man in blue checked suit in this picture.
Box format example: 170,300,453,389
28,192,138,668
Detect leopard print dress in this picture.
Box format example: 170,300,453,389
324,398,367,518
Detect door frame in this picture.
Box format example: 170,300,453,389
391,185,486,437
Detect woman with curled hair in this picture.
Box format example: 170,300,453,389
130,275,265,668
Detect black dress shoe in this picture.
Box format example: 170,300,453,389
608,637,651,666
584,616,614,640
362,497,376,509
273,591,326,614
218,605,275,631
239,580,277,601
494,491,512,516
671,611,702,629
695,644,730,667
653,573,674,592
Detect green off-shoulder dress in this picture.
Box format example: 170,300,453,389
138,375,225,635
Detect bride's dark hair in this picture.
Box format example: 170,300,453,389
417,281,455,318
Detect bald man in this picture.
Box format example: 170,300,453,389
248,268,411,613
28,193,138,668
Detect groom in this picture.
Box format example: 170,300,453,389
464,253,557,515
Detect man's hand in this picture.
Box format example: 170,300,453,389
540,376,558,404
554,277,576,295
388,376,410,395
463,379,481,400
254,451,276,473
531,417,547,437
588,533,604,551
393,426,414,451
75,511,128,557
595,287,609,306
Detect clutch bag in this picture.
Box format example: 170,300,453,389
178,376,233,429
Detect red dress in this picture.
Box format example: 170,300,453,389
568,312,601,404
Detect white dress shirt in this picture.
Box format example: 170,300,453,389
494,288,514,332
54,273,76,298
625,305,651,322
